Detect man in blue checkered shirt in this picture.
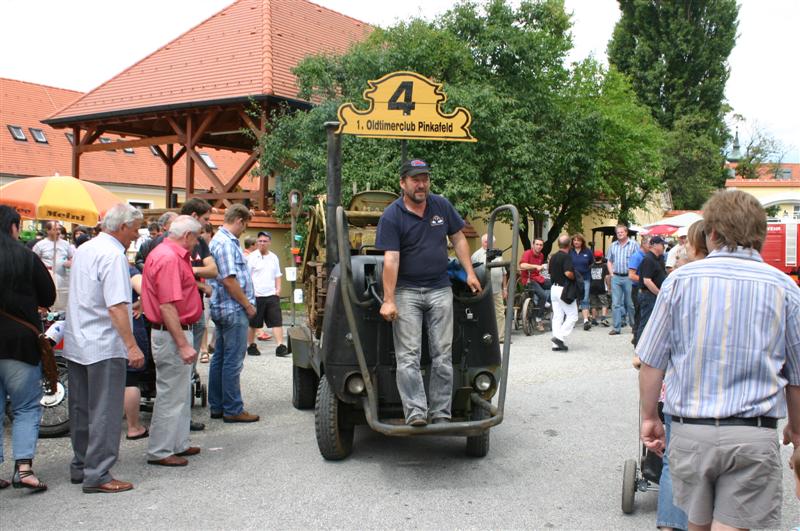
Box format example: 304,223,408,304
208,204,259,424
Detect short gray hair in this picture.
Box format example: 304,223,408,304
158,211,178,229
102,204,143,232
168,215,202,239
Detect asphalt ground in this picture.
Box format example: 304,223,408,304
2,320,799,529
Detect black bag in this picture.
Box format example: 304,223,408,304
560,272,583,304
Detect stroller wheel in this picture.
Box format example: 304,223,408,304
621,458,637,514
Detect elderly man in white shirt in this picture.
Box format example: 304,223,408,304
63,204,144,495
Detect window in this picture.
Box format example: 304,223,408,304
99,137,116,151
199,152,217,169
149,145,160,156
123,146,134,154
128,200,152,210
65,132,74,145
7,125,26,141
794,205,800,220
29,128,48,143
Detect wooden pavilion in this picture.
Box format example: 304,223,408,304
42,0,370,211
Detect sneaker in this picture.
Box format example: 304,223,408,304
551,337,565,349
600,319,610,327
609,329,620,336
551,345,568,352
275,344,289,357
247,343,261,356
591,319,598,326
536,322,545,332
583,321,591,331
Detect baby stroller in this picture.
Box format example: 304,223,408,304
621,401,664,513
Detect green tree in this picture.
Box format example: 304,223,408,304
608,0,738,209
259,0,665,254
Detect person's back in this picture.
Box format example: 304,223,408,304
637,190,800,530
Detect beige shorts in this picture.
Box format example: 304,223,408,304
669,422,782,529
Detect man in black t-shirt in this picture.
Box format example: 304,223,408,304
548,235,578,351
634,236,667,346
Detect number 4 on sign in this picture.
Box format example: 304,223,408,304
388,81,415,115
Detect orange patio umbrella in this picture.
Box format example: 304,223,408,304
0,175,122,226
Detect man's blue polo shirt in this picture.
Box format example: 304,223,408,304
376,194,465,289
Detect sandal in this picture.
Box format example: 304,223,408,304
12,459,47,493
200,351,210,363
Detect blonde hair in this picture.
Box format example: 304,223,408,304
702,190,766,252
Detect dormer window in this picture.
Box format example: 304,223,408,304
65,132,74,145
149,146,160,156
8,125,26,141
199,152,217,169
29,128,48,143
123,146,134,154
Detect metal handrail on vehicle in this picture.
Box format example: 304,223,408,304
334,204,519,436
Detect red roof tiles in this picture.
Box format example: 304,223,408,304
1,78,252,190
47,0,370,123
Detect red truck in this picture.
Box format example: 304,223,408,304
762,221,800,284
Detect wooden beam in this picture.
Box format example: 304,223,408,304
238,109,262,140
223,150,260,194
172,146,186,164
78,126,101,146
186,115,195,197
71,126,81,178
192,191,262,200
152,145,171,166
167,116,185,137
191,110,219,146
76,134,181,153
185,149,228,200
165,144,174,208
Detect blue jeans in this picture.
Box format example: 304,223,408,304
209,310,248,416
580,278,591,310
393,287,453,422
657,415,688,530
0,359,42,463
611,275,634,331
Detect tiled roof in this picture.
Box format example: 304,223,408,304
725,163,800,188
1,78,253,190
46,0,370,123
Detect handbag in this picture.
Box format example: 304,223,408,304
0,309,59,395
560,271,582,304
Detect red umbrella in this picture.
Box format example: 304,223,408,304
644,225,678,236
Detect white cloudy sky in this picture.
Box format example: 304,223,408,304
1,0,797,161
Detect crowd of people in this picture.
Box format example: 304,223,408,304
1,180,798,526
0,197,289,493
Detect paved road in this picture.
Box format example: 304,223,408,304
2,322,798,529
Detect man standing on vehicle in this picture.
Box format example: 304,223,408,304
63,203,144,494
208,204,259,423
519,238,550,333
638,190,800,530
606,225,639,336
142,215,203,467
376,159,481,427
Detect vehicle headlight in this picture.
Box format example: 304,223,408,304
473,372,493,392
346,374,365,395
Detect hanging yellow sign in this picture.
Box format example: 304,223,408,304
336,71,476,142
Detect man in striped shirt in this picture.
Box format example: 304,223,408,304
606,225,639,335
637,190,800,530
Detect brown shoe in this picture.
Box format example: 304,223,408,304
176,447,201,457
223,411,260,423
147,455,188,467
82,478,134,494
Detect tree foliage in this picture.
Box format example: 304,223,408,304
607,0,739,210
259,0,665,254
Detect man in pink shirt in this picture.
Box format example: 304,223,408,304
142,215,203,467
